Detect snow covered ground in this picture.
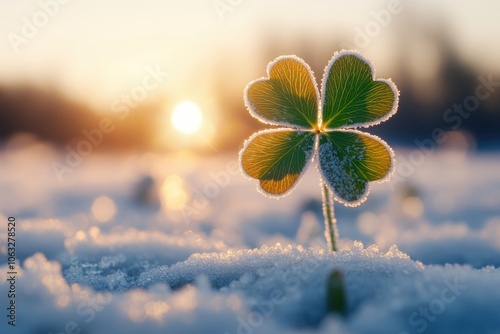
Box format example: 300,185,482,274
1,136,499,334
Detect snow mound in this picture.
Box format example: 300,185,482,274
4,243,499,334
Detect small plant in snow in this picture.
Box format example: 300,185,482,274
326,269,347,314
239,50,399,252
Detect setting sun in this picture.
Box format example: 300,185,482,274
171,101,203,134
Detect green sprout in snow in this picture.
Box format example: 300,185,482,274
239,50,399,252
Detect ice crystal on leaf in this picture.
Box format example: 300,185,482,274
240,50,399,206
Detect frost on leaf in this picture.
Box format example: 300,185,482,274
321,50,399,130
244,55,319,129
318,130,392,206
240,50,398,205
240,129,315,196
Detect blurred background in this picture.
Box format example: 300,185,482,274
0,0,500,316
1,0,499,154
0,0,499,251
2,3,500,333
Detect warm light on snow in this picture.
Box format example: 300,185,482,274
2,148,500,334
171,101,203,134
160,174,189,211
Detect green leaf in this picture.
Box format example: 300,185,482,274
240,129,315,195
245,56,319,129
321,51,398,129
326,269,347,315
318,130,393,205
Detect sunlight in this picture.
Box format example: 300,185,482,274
171,101,203,134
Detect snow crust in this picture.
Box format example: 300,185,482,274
1,143,499,333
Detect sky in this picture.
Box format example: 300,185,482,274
1,1,500,107
0,0,499,152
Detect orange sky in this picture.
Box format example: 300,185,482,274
1,1,499,109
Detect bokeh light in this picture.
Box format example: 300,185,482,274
401,196,424,219
160,175,189,211
91,196,117,223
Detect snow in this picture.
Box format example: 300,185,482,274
0,139,499,334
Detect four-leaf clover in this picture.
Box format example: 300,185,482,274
239,50,399,207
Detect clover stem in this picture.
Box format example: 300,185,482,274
321,181,338,252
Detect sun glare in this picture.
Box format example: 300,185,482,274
171,101,203,134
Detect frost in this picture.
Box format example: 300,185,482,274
243,55,320,130
320,50,400,130
4,243,500,334
238,128,316,199
385,244,410,259
240,50,397,206
318,138,368,206
1,144,499,334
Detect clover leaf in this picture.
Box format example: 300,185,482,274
239,50,399,251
